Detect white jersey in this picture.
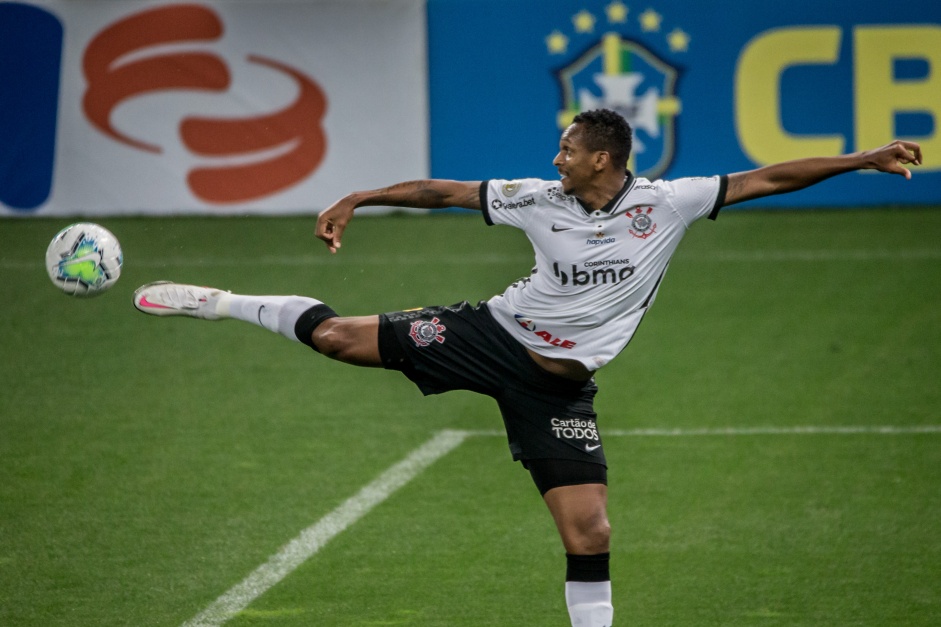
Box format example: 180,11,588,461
482,173,727,371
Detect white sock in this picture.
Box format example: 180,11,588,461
226,294,325,343
566,581,613,627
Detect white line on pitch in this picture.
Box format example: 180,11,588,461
181,423,938,625
460,425,941,438
694,249,941,262
98,248,941,266
601,425,941,437
6,248,941,270
180,429,470,627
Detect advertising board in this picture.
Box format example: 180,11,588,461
1,0,428,216
428,0,941,206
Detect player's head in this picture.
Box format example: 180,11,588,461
553,109,633,194
570,109,633,170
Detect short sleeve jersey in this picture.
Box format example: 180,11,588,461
481,173,727,371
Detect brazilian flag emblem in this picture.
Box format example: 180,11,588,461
555,33,680,179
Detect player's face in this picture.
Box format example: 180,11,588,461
553,124,596,195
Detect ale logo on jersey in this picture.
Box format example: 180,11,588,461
546,2,688,180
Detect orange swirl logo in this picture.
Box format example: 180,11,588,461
82,4,327,204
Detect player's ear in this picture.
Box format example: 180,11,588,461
593,150,610,171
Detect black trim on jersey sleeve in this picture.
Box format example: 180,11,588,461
708,175,728,221
480,181,494,226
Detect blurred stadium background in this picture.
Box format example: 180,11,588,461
2,1,940,625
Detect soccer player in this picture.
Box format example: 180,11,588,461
133,109,921,627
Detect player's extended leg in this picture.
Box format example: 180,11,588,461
133,282,382,367
544,483,614,627
307,316,381,366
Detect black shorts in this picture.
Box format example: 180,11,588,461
377,301,607,468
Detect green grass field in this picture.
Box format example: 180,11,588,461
2,209,940,626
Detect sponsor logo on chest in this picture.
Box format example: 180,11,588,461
553,260,636,286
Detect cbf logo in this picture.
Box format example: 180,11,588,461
547,2,687,179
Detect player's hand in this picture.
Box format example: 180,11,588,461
316,196,357,253
862,140,923,179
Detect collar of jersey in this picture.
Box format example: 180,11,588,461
576,170,635,216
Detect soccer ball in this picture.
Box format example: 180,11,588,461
45,223,123,297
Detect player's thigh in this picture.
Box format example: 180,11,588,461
314,315,381,366
543,482,610,554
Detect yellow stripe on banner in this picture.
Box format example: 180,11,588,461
603,33,621,75
658,96,681,116
601,33,634,171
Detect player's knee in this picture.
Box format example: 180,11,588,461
311,319,355,360
582,516,611,554
563,512,610,555
311,318,380,366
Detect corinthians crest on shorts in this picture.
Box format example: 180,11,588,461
409,317,447,347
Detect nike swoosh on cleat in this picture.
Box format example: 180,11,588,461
137,295,173,309
551,224,573,232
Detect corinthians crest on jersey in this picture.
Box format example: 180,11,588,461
626,206,657,239
548,5,686,181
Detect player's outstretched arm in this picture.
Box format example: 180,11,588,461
315,180,481,253
723,140,923,207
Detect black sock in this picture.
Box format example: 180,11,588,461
293,304,338,351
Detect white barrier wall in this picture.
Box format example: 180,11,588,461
0,0,428,216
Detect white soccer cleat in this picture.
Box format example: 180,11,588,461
133,281,230,320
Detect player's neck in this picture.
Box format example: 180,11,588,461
577,173,629,211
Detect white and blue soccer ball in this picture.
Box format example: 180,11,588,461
45,222,123,297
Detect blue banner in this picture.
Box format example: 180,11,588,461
428,0,941,206
0,3,62,211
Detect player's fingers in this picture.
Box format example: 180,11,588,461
881,157,908,178
887,159,913,179
315,212,338,237
895,140,922,165
323,221,343,253
314,214,329,239
314,220,334,252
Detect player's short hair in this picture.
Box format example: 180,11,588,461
571,109,633,171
